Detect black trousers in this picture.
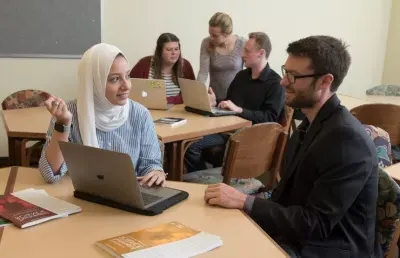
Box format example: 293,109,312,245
184,134,229,173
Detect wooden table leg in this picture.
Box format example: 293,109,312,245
165,142,178,181
7,137,16,166
7,137,24,166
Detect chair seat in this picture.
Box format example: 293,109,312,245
183,167,264,194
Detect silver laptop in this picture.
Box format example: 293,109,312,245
130,78,173,110
178,78,236,116
58,141,187,213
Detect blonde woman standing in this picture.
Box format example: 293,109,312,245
197,12,246,102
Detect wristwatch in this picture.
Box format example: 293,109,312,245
54,122,70,133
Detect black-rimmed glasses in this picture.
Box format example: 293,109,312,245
281,65,325,84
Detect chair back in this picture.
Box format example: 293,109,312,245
351,104,400,145
376,166,400,258
2,90,51,110
275,105,294,180
279,105,294,133
221,123,284,184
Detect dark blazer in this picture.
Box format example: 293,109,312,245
250,94,381,258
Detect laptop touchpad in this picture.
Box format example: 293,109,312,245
140,186,180,199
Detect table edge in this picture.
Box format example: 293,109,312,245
158,120,251,143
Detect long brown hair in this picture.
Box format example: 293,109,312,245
152,33,183,86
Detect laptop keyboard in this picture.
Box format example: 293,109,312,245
141,192,163,206
211,107,236,115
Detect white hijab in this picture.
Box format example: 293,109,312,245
77,43,130,148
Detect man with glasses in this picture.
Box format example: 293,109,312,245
203,35,381,257
185,32,285,172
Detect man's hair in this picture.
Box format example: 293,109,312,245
286,35,351,92
248,32,272,58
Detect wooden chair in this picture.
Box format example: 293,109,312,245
183,123,285,194
262,105,293,187
350,104,400,163
201,105,294,172
2,89,51,166
350,103,400,145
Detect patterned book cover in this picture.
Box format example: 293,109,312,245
0,194,58,228
97,221,200,255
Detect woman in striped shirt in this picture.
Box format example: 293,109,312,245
39,43,166,186
130,33,195,104
197,12,246,102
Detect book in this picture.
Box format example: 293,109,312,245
96,221,223,258
0,188,81,228
154,117,187,127
12,188,81,217
0,194,61,228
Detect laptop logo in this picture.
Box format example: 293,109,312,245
141,90,148,98
97,175,104,180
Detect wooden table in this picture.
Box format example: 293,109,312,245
0,167,288,258
151,105,251,180
2,107,51,166
338,93,399,110
363,95,399,105
385,163,400,184
1,105,250,180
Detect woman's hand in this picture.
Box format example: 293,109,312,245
137,171,167,187
208,87,217,107
44,96,72,125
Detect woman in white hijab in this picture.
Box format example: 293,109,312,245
39,43,166,187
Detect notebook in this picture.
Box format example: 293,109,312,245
96,221,223,258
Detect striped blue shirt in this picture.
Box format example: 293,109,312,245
39,99,163,184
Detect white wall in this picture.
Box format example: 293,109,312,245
0,0,393,156
383,0,400,84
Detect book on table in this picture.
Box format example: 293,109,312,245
0,188,81,228
153,117,187,127
96,221,223,258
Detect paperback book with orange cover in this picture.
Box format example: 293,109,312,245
96,221,223,258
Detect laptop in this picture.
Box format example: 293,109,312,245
178,78,236,117
129,78,173,110
58,141,188,216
